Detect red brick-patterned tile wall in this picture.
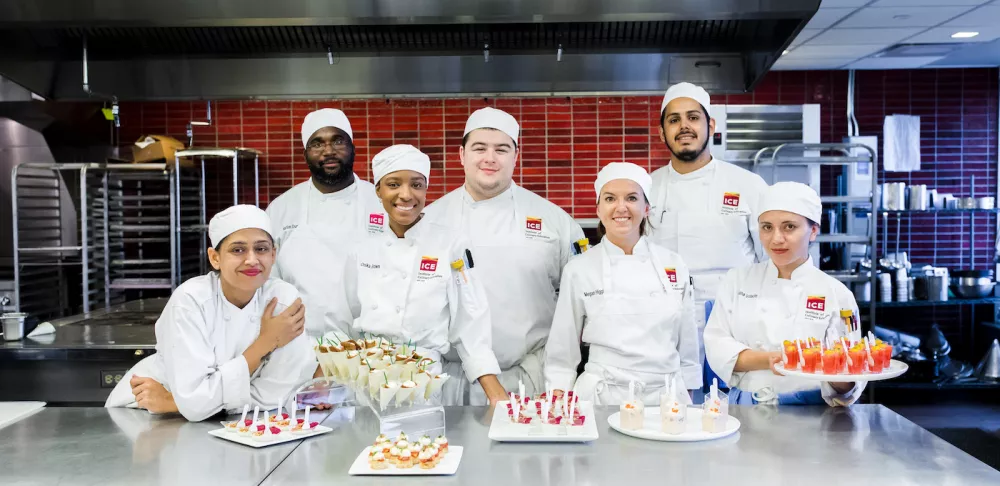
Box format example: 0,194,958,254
117,67,999,357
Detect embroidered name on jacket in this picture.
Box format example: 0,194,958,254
360,262,380,270
583,289,605,297
417,256,442,282
738,291,758,299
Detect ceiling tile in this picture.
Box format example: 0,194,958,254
808,27,923,45
905,25,1000,44
845,56,944,69
941,5,1000,27
783,44,884,59
790,29,823,46
837,6,976,28
772,57,858,70
871,0,988,5
803,8,856,29
818,0,869,6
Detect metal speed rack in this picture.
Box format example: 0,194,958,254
12,150,260,319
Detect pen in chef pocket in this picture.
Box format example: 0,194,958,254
464,249,475,269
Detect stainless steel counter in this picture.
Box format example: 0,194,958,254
1,406,997,486
0,299,164,404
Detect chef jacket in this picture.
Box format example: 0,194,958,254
266,176,388,338
704,259,866,406
343,218,501,383
544,236,701,392
422,183,584,370
647,158,769,309
106,272,317,421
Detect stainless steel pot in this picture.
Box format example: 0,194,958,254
976,197,995,209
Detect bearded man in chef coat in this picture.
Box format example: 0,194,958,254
647,82,769,387
267,108,388,339
423,107,585,405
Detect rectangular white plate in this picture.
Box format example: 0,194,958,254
348,446,463,476
208,425,332,448
488,400,599,442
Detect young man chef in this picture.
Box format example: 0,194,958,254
267,108,388,339
647,82,769,385
422,107,585,405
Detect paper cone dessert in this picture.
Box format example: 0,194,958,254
397,379,417,405
368,369,387,398
425,373,450,400
386,363,403,383
379,381,400,411
413,372,431,403
345,351,361,380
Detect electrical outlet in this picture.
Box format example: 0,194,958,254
101,370,127,388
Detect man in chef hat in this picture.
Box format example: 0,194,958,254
422,107,585,405
646,82,769,390
266,108,388,339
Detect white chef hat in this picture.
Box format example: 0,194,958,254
759,182,822,224
594,162,652,201
660,82,712,115
301,108,353,147
372,144,431,185
463,107,519,146
209,205,273,248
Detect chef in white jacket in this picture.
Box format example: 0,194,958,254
422,107,585,405
647,82,769,387
342,144,508,405
704,182,865,406
105,205,318,420
267,108,388,339
545,162,701,405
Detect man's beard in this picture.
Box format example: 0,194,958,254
307,152,355,187
666,136,710,163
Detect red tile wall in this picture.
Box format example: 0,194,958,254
117,67,1000,357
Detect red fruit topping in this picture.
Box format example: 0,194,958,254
296,418,305,424
309,421,319,428
281,413,289,420
256,424,266,432
244,419,253,426
269,426,281,434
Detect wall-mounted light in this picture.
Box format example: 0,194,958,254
557,43,563,62
951,31,979,39
327,46,335,65
483,43,490,63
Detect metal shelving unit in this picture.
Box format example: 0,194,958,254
754,142,879,329
12,152,260,317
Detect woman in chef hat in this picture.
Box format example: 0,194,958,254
106,205,318,420
341,144,508,405
704,182,865,406
545,162,701,405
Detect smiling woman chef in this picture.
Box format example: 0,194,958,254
342,144,508,405
105,205,318,420
545,162,701,405
704,182,865,406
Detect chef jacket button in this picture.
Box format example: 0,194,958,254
395,306,402,314
224,315,231,321
649,291,658,297
382,272,388,278
385,241,392,247
372,304,378,310
401,273,408,280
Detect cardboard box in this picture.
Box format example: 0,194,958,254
132,135,187,165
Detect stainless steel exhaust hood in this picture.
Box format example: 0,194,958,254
0,0,818,100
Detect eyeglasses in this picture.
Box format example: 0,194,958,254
307,138,349,151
